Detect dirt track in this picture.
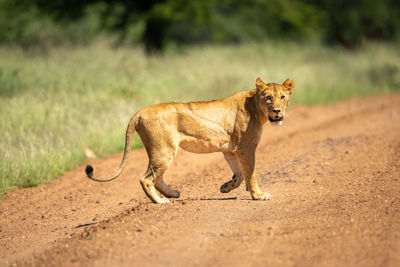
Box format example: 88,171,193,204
1,93,400,266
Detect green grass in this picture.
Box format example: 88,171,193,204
1,41,399,195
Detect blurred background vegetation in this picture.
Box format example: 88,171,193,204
1,0,400,194
1,0,399,52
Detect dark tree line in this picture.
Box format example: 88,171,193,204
0,0,399,52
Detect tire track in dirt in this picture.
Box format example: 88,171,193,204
1,92,400,266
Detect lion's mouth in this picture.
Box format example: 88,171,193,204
268,116,283,123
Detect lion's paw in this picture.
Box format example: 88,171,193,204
220,182,233,193
158,198,171,204
252,192,271,201
169,190,181,198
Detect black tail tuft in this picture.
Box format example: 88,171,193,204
85,165,94,178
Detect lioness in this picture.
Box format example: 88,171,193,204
86,77,295,204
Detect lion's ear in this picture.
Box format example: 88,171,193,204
283,78,295,95
256,77,265,91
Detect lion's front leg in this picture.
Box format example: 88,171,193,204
237,149,271,200
220,152,244,193
220,174,243,193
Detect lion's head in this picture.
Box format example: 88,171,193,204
255,77,295,124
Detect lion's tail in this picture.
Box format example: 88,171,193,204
85,115,138,182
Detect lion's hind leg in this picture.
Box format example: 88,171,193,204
141,157,182,203
155,176,180,198
140,166,171,204
140,137,180,203
152,145,180,199
220,152,244,193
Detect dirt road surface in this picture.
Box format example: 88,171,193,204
1,93,400,267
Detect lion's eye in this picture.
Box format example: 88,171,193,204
281,95,285,100
266,96,272,101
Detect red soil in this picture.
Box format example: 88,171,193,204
1,93,400,266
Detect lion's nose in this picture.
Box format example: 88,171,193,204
273,109,281,114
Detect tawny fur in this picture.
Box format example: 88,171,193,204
86,78,295,204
